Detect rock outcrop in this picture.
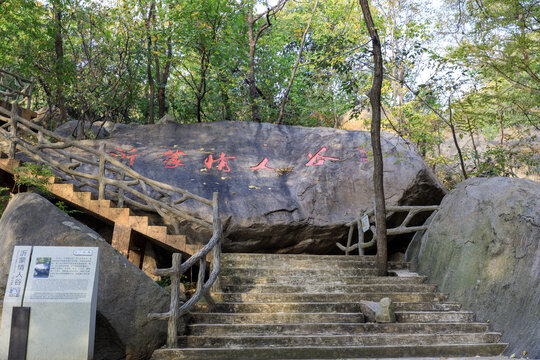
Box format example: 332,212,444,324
406,177,540,358
0,193,169,360
55,121,446,253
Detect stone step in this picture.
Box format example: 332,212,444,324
220,283,438,294
221,258,409,270
192,301,461,314
179,332,502,348
188,322,491,336
211,292,449,303
221,253,377,262
220,267,381,277
151,343,508,359
393,302,462,312
190,312,365,324
396,311,475,323
192,302,363,314
218,275,428,286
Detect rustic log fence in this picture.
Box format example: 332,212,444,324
0,102,223,349
337,205,440,255
0,69,33,109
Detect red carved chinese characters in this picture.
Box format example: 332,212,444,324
158,149,186,168
204,152,236,172
304,146,339,166
250,158,276,171
110,147,141,166
358,147,369,162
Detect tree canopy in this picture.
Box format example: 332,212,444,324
0,0,538,185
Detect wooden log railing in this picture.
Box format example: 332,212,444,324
0,69,33,109
337,204,440,255
0,102,223,349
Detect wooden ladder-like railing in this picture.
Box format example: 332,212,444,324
0,101,224,347
0,101,222,270
337,204,440,255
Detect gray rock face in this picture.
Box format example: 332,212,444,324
0,193,169,360
68,121,446,253
406,177,540,358
55,119,110,139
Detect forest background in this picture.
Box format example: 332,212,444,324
0,0,538,187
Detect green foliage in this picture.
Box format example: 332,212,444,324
0,187,11,216
55,201,83,215
13,163,54,195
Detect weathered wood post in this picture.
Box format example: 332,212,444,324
209,192,222,294
117,172,125,208
98,143,105,200
148,253,183,348
358,220,365,256
8,102,18,159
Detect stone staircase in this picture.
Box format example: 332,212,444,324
151,253,507,359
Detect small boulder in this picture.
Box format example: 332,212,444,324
157,114,176,124
359,300,378,322
375,297,396,323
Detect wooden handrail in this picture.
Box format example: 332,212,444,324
337,204,440,255
0,101,224,349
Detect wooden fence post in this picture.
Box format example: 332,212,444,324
168,253,181,348
8,102,18,159
98,143,105,200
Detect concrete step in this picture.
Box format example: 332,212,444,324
220,283,438,294
393,302,462,312
179,332,502,348
192,301,461,314
192,302,363,314
221,257,409,270
221,253,377,262
220,267,380,277
211,292,449,303
188,322,492,336
396,311,475,323
218,275,428,286
190,312,365,324
151,343,508,359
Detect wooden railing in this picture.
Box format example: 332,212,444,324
0,102,223,348
0,69,33,109
337,204,440,255
148,192,222,348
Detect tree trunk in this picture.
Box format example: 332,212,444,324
53,1,66,123
448,103,468,179
146,2,156,124
466,116,479,169
247,16,261,123
358,0,387,276
276,0,319,124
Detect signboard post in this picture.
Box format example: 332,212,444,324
0,246,99,360
0,246,32,359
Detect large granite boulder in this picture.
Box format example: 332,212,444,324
406,177,540,358
0,193,169,360
57,121,446,253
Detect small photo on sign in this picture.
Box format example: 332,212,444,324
33,257,51,278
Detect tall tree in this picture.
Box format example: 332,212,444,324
52,0,67,122
246,0,288,122
358,0,388,276
276,0,319,124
